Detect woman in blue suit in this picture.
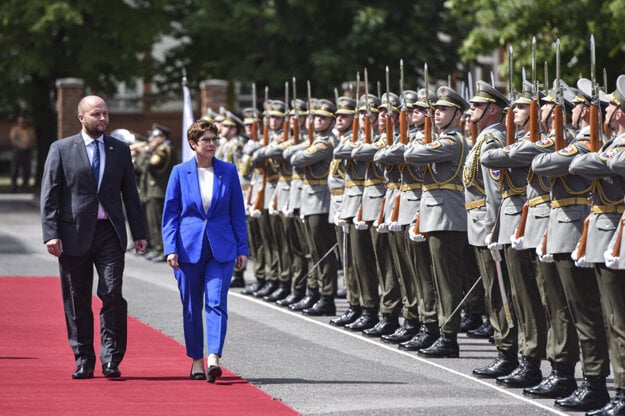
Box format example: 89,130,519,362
162,119,248,383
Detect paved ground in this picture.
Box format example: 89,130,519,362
0,193,587,415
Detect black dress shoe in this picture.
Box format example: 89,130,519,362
190,364,206,380
302,296,336,316
496,357,543,388
381,320,420,344
523,363,577,399
263,284,291,302
467,320,494,338
460,313,483,333
363,314,400,337
72,365,94,379
289,291,320,312
329,305,361,327
398,323,440,351
253,280,278,298
207,365,222,384
555,377,610,412
472,350,518,378
242,280,265,296
102,362,121,378
344,309,378,331
586,389,625,416
276,290,305,307
418,333,459,358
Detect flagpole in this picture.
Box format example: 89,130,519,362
181,71,195,162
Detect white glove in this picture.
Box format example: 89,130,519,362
486,233,503,260
535,243,554,263
250,209,262,218
268,206,278,216
281,206,294,217
490,247,502,262
334,212,347,228
409,227,426,242
245,204,251,216
604,249,620,269
354,220,369,230
510,234,525,250
376,222,389,233
570,248,592,268
388,222,402,232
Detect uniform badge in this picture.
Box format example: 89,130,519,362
557,145,578,157
599,148,619,162
536,137,555,149
425,141,441,150
373,141,385,149
443,138,455,146
317,142,328,151
304,145,318,155
489,169,501,181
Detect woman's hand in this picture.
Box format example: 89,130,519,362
235,255,248,271
167,253,179,269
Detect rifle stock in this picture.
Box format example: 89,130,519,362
506,107,515,146
424,116,432,145
399,108,408,145
352,116,360,143
575,214,592,260
554,104,566,151
529,99,540,142
589,103,601,152
514,202,529,239
364,116,372,144
251,122,270,212
612,217,625,257
376,197,386,226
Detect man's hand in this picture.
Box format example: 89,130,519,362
134,239,148,253
235,255,248,271
167,253,179,269
45,239,63,257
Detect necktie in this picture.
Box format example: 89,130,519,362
92,139,100,186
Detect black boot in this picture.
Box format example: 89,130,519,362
241,279,265,296
363,314,400,337
555,376,610,412
466,319,494,338
459,313,483,333
418,332,459,358
302,296,336,316
263,283,291,302
288,288,320,312
472,350,518,378
381,319,420,344
276,288,305,307
230,269,245,288
345,308,379,331
398,323,440,351
523,362,577,399
253,280,278,298
329,305,361,327
586,388,625,416
496,356,543,388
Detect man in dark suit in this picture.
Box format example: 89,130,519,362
41,95,148,379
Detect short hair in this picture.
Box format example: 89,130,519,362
187,119,219,143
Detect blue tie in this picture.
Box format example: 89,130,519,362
92,139,100,186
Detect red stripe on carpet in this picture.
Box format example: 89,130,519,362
0,277,299,416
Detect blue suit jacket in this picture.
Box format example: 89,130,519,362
162,157,248,264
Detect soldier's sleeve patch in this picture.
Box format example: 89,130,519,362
557,145,578,157
599,148,619,162
536,137,555,149
489,169,501,181
304,145,318,155
373,141,386,149
443,138,455,146
316,142,328,151
425,141,442,150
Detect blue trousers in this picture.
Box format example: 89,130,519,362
174,237,234,358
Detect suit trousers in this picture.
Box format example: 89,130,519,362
174,235,234,358
58,220,126,367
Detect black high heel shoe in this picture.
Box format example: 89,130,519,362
190,364,206,380
207,365,222,383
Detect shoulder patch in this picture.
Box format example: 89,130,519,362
489,169,501,181
599,148,619,162
536,137,555,149
303,145,318,155
317,142,328,151
443,138,455,146
425,141,442,150
557,145,578,157
373,141,386,149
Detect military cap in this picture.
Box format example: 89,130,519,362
541,80,570,104
512,81,533,106
242,107,260,125
267,100,286,117
149,123,171,139
574,78,592,106
604,74,625,111
357,94,380,113
402,90,419,108
290,99,308,116
312,99,336,118
222,111,244,128
470,80,509,108
213,106,226,123
378,92,401,113
336,96,357,115
203,108,219,122
413,88,437,109
434,86,469,112
308,98,320,116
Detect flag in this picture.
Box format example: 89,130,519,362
181,81,195,162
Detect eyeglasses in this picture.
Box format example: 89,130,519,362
198,136,219,145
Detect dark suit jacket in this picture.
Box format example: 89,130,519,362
41,133,146,256
162,157,248,264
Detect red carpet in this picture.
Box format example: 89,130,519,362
0,277,299,416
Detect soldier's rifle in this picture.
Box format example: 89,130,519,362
307,80,314,145
528,37,541,143
506,46,516,146
467,72,478,145
352,71,360,144
292,77,300,145
246,82,258,207
553,39,567,151
603,68,613,138
251,86,270,213
390,60,408,224
375,65,393,228
283,81,290,143
355,68,372,224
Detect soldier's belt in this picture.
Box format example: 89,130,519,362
345,180,364,188
292,173,302,180
329,189,345,196
591,204,625,214
364,179,386,186
279,175,292,182
465,198,486,210
303,178,328,186
551,197,590,208
266,174,279,182
502,188,527,199
387,183,401,190
423,183,464,192
528,194,550,207
241,185,250,191
253,168,263,174
401,183,422,192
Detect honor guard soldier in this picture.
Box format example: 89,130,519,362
532,82,610,412
481,85,547,388
290,99,339,316
572,76,625,416
404,86,470,357
331,94,380,330
135,124,176,262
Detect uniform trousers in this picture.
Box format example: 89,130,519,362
408,233,437,324
258,210,279,281
335,224,356,304
349,223,378,309
290,213,310,292
246,216,265,280
145,197,164,254
389,227,419,322
303,214,338,297
371,227,401,316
